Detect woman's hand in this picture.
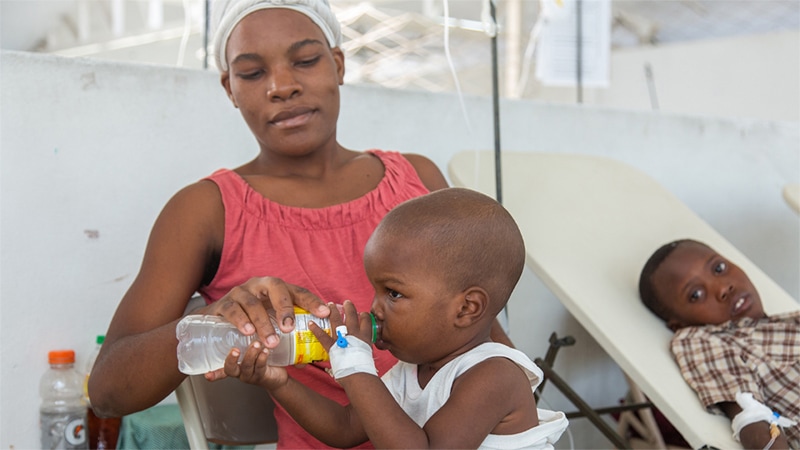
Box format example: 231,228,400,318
197,276,328,379
200,276,328,343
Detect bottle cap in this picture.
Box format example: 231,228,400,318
369,313,381,343
49,350,76,364
96,335,105,345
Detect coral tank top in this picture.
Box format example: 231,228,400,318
198,150,431,449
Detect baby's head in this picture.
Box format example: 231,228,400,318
638,239,765,331
364,188,525,361
211,0,342,72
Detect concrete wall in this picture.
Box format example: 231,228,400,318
526,30,800,123
2,50,798,449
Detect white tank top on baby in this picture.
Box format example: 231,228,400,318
381,342,569,449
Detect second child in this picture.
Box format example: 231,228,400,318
639,239,799,449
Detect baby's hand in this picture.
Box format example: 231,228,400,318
209,341,289,391
310,301,373,351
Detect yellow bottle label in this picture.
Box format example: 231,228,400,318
292,330,330,364
292,307,331,364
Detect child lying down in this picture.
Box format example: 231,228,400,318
639,239,799,449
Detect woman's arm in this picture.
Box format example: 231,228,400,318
88,182,221,416
88,181,326,417
404,153,448,191
491,319,515,347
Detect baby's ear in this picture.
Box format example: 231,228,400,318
455,287,489,327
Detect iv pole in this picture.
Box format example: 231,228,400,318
487,0,510,329
489,0,503,205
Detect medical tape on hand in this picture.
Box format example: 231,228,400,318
731,392,797,442
328,335,377,380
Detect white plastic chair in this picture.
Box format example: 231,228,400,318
175,296,279,449
783,183,800,214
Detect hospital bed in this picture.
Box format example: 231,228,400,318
448,150,799,449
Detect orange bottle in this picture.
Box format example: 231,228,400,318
85,336,121,449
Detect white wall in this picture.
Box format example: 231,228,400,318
0,1,76,51
527,30,800,123
2,50,798,449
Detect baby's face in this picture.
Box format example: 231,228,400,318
363,229,460,364
652,242,765,330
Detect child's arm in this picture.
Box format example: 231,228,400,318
314,302,539,448
221,344,369,448
339,356,539,448
718,402,791,450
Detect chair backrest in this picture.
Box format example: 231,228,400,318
784,183,800,214
448,150,798,450
175,296,279,448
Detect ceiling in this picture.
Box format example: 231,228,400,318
2,0,798,96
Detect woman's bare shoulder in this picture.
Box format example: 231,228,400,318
151,178,224,249
165,178,223,212
402,153,449,191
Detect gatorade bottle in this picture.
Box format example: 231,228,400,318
176,306,381,375
85,335,121,450
40,350,88,449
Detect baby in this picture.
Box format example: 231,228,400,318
224,187,568,448
639,239,799,449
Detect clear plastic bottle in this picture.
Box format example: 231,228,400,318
84,335,121,450
40,350,88,449
176,306,380,375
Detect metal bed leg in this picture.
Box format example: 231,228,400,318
535,355,631,449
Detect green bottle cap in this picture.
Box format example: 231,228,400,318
369,313,381,343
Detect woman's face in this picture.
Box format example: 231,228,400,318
221,8,344,157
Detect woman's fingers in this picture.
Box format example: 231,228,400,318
271,283,329,332
202,280,272,340
207,277,329,349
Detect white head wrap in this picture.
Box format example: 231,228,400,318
211,0,342,72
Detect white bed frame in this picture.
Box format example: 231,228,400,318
449,150,798,449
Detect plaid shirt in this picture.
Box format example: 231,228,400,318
671,311,800,446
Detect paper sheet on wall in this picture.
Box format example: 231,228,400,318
535,0,611,87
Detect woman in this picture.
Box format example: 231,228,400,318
88,1,509,447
